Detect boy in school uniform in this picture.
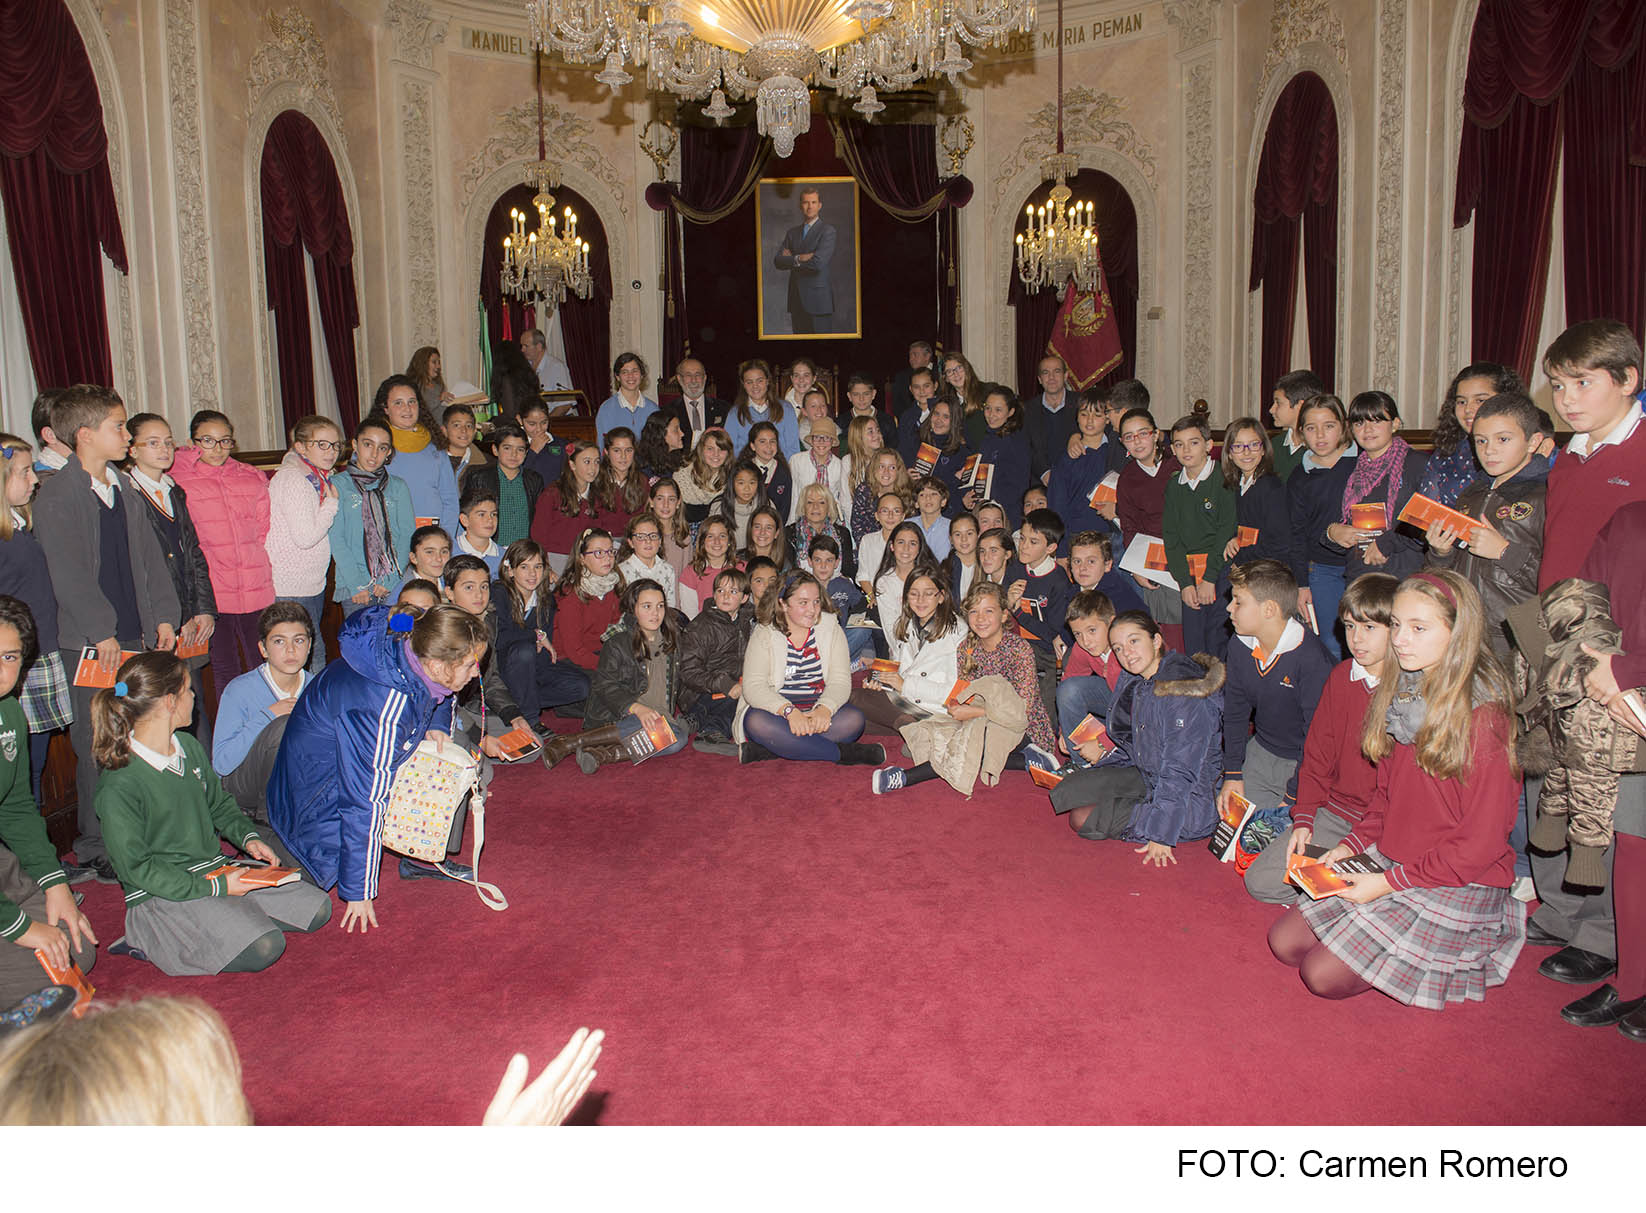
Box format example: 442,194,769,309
456,485,504,577
1162,413,1237,658
680,567,754,752
1217,559,1333,880
442,555,534,760
29,391,71,481
212,601,314,821
1526,319,1646,993
33,386,181,882
1067,530,1145,619
1056,589,1121,764
1267,370,1324,484
1241,572,1396,903
1006,507,1077,729
896,368,939,466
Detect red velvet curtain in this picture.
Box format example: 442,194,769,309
1455,0,1646,378
1250,72,1338,394
1007,170,1139,398
645,125,771,374
260,110,360,431
0,0,128,388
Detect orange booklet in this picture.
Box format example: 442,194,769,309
1087,471,1119,508
623,715,676,764
496,726,542,762
1286,846,1382,898
1028,765,1064,790
958,453,982,484
1207,789,1257,862
867,658,900,674
1236,525,1259,549
1069,714,1110,756
415,516,439,528
1348,502,1388,531
1144,542,1169,572
72,646,142,689
1187,553,1208,582
35,952,95,1017
204,862,301,888
175,636,210,660
913,443,941,474
943,678,973,707
1397,492,1480,539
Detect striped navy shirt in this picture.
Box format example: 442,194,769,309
779,628,824,710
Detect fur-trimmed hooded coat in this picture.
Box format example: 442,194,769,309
1092,649,1226,846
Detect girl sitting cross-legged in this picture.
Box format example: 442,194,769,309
540,579,691,774
95,651,331,974
492,539,591,725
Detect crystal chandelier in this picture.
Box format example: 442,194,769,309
500,52,594,311
524,0,1037,157
1014,0,1097,298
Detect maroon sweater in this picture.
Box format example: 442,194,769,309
1580,500,1646,691
1291,660,1379,832
1342,707,1519,892
552,589,620,670
1116,455,1179,542
1539,417,1646,590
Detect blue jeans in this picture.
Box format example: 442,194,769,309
1056,675,1114,758
1511,780,1532,878
280,592,328,672
1307,562,1347,661
844,626,876,666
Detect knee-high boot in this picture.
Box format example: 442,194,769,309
542,723,625,770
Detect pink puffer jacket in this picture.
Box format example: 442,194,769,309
170,446,276,614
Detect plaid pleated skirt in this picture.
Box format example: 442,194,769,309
18,651,72,733
1298,848,1527,1010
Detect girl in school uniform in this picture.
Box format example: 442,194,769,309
539,579,691,773
968,387,1033,528
0,436,73,788
673,429,735,529
1268,571,1525,1009
638,412,687,484
871,522,937,637
939,352,989,447
552,529,625,672
1213,419,1292,643
868,580,1057,794
709,459,771,552
493,540,591,724
617,513,679,607
124,414,218,746
852,449,913,543
530,441,602,574
677,518,737,620
782,357,819,419
724,359,800,457
169,411,275,696
595,427,649,537
330,417,414,617
915,399,971,505
849,568,965,733
732,571,881,767
944,514,982,603
95,651,331,974
1286,395,1359,660
741,422,794,524
1047,392,1119,540
976,527,1014,588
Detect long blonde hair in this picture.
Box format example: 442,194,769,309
845,415,881,491
0,996,251,1125
1361,570,1515,779
0,434,33,539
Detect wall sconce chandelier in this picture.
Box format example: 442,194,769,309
524,0,1037,157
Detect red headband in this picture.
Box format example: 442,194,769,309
1409,572,1457,608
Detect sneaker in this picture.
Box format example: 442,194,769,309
108,937,150,964
871,766,906,795
1022,743,1058,774
0,985,77,1036
61,861,97,886
1510,875,1537,903
398,857,475,883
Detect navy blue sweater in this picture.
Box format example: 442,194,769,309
1221,623,1334,803
1006,559,1076,654
1230,473,1294,572
1286,455,1358,582
973,428,1033,526
0,527,60,654
1047,442,1124,543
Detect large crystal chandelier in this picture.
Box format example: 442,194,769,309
525,0,1037,157
501,52,594,311
1014,0,1097,298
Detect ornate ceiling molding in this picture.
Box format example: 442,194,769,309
990,87,1157,213
246,7,347,157
458,99,629,220
385,0,446,71
1162,0,1222,51
1256,0,1348,102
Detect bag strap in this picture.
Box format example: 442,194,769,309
435,768,509,911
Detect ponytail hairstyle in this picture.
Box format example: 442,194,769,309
0,433,35,538
1361,570,1515,779
556,528,624,602
408,603,490,668
621,578,679,658
1118,407,1165,465
553,441,603,518
92,651,188,770
499,538,551,628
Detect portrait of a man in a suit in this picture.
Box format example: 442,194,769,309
757,177,860,339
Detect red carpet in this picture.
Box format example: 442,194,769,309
72,737,1646,1125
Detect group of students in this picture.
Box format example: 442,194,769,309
0,318,1643,1051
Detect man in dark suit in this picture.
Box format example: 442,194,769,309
890,340,935,418
659,356,730,449
773,187,836,333
1024,353,1079,484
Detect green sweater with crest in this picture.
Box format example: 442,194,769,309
0,697,67,941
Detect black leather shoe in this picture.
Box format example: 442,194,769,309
1619,1000,1646,1043
1523,920,1567,948
1560,983,1646,1027
1539,945,1618,985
